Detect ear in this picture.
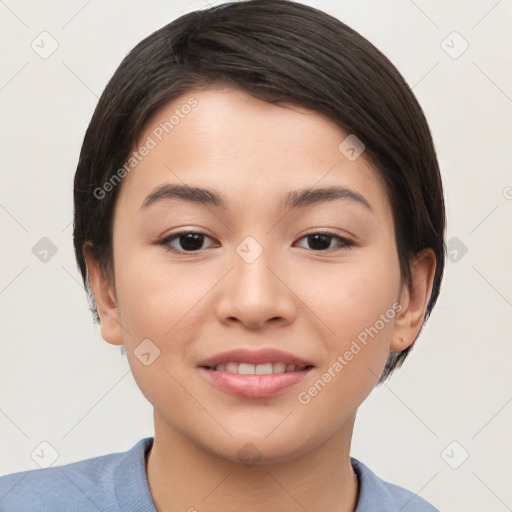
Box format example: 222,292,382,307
390,248,436,352
83,242,124,346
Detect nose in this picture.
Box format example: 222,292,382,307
214,243,297,330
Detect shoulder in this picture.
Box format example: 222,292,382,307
351,457,440,512
0,437,155,512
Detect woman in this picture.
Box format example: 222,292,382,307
0,1,445,510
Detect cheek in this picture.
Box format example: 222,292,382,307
113,248,213,342
299,246,401,339
111,249,203,413
296,246,401,393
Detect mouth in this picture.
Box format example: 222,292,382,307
198,348,315,398
203,362,314,374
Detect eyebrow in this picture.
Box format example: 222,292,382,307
140,183,372,212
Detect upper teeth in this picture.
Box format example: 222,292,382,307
212,362,307,374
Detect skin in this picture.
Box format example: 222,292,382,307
84,82,436,512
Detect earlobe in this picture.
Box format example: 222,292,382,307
82,243,124,346
390,249,436,352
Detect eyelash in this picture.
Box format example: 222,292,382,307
158,230,355,254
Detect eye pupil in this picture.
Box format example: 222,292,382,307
308,234,331,250
179,233,204,251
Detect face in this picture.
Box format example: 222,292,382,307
88,83,427,464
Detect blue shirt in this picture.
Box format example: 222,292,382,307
0,437,439,511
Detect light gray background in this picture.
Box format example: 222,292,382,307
1,1,511,510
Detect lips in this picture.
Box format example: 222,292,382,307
198,348,315,398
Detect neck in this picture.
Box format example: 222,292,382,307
146,411,359,512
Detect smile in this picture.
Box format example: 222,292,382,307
198,348,315,398
205,362,313,374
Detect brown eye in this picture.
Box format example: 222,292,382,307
296,233,354,251
160,232,216,252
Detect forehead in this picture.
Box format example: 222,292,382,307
115,84,391,221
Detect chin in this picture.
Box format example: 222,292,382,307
206,432,316,467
